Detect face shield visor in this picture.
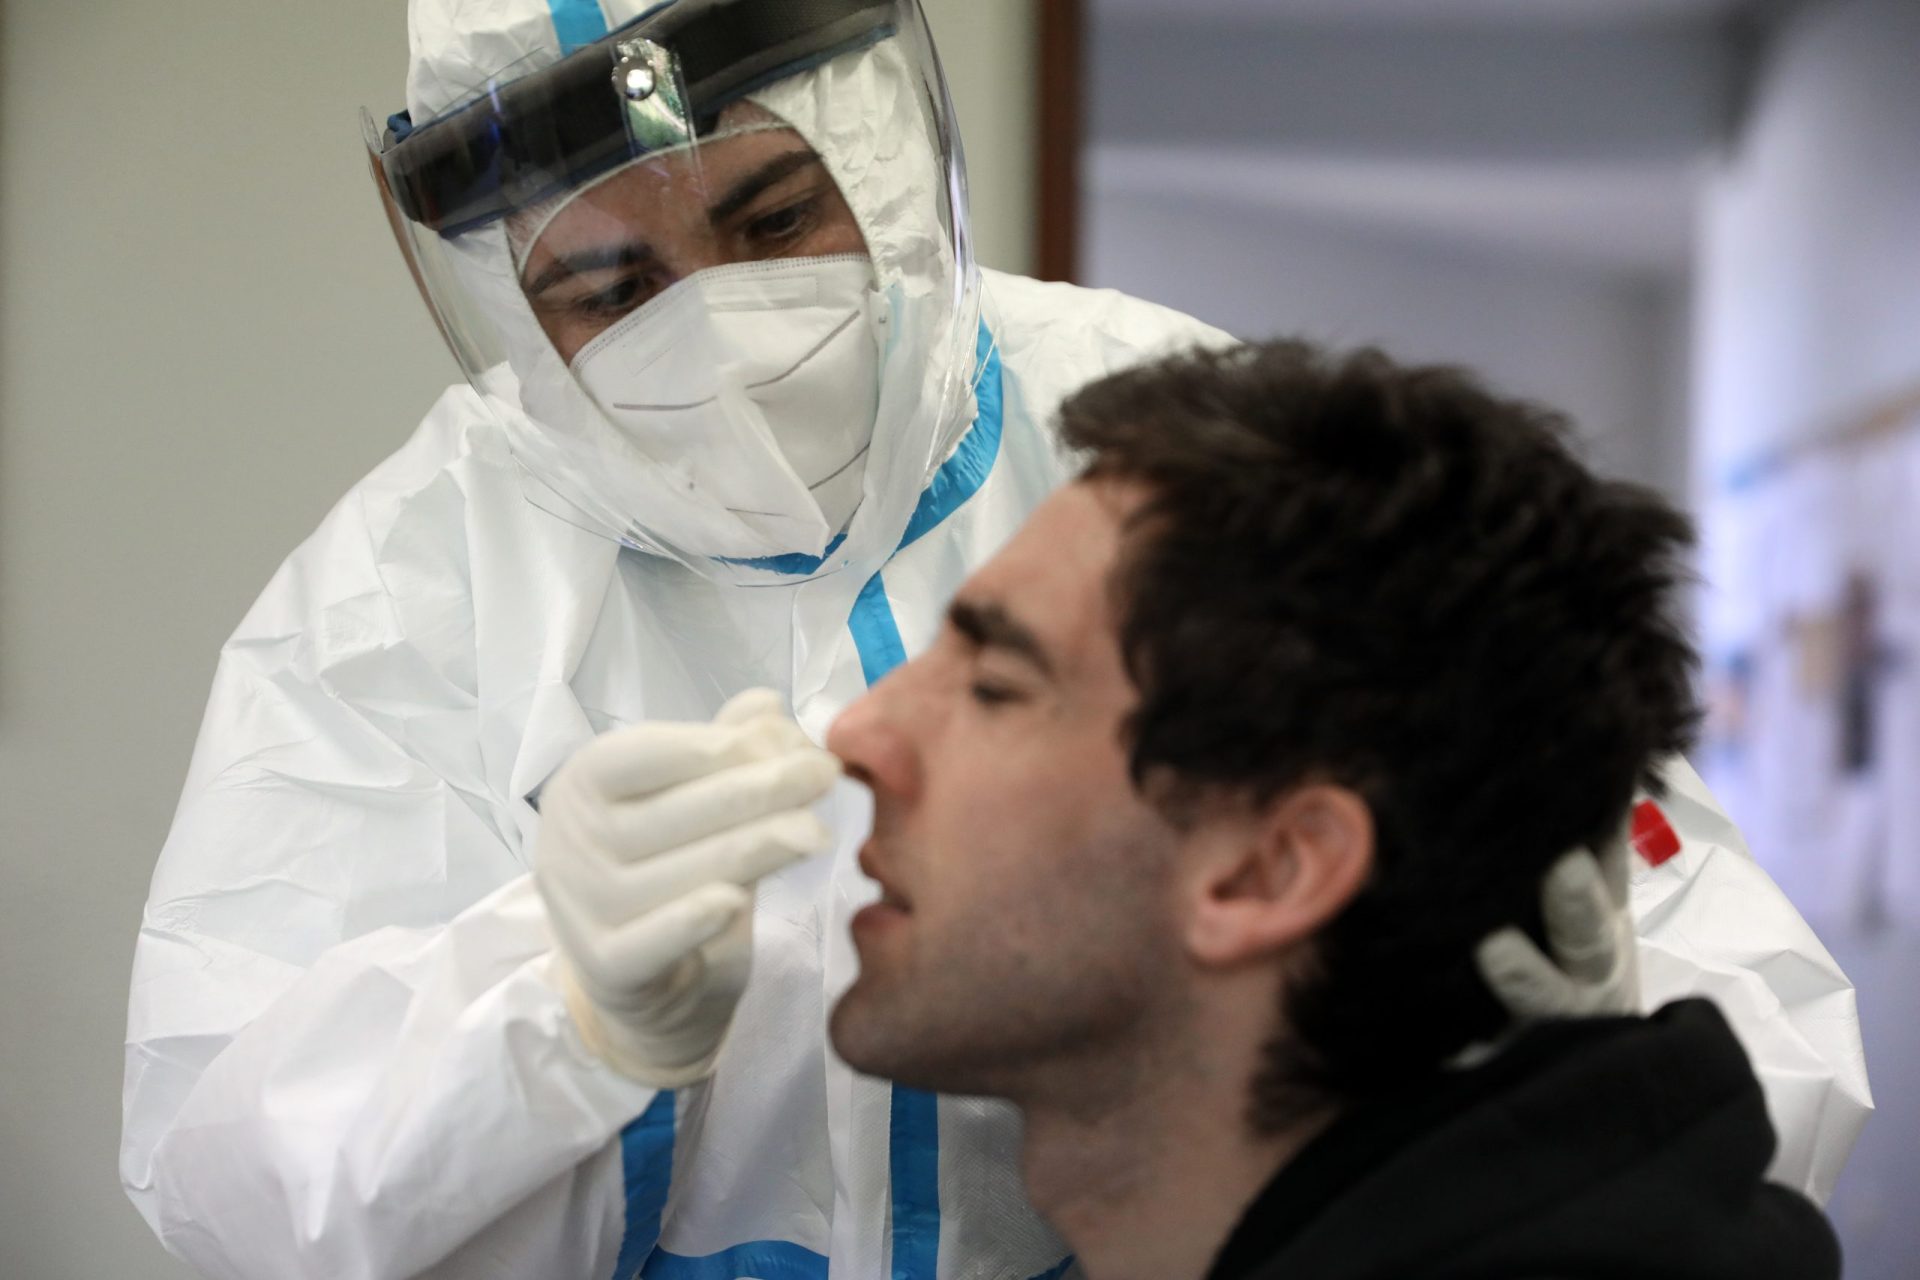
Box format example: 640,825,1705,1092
367,0,979,582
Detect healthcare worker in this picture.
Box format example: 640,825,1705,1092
120,2,1870,1278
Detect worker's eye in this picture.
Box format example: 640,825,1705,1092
745,195,819,250
571,272,662,319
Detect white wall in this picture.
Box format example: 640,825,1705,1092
0,2,1033,1274
929,1,1037,276
1693,0,1920,486
1084,192,1692,500
0,4,444,1274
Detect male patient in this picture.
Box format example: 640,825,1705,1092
824,341,1838,1280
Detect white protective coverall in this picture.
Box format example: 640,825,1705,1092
121,4,1871,1279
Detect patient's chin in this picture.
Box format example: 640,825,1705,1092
830,980,910,1077
830,981,970,1093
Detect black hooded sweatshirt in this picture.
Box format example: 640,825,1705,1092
1205,999,1839,1280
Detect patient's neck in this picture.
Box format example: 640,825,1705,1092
1012,1033,1333,1280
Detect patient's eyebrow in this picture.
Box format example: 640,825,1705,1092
948,598,1055,677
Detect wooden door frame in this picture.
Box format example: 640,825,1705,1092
1035,0,1084,283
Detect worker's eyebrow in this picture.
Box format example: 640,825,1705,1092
521,240,659,298
518,150,824,297
706,149,827,225
948,597,1055,677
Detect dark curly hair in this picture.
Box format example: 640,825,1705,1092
1057,340,1701,1129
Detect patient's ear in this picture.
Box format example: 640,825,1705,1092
1182,784,1374,967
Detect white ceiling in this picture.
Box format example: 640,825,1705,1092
1093,0,1751,24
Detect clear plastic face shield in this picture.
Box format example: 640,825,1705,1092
366,0,979,582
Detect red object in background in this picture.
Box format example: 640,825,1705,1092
1632,799,1683,866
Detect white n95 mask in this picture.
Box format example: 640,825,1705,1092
568,253,884,556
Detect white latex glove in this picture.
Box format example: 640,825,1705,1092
535,688,840,1085
1475,820,1639,1019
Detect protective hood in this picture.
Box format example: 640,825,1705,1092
376,0,981,582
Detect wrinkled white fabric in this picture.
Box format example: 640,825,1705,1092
405,0,573,122
1633,755,1873,1204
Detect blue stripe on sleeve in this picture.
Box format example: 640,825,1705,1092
615,1090,678,1279
547,0,610,55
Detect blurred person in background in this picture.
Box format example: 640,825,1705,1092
118,2,1866,1277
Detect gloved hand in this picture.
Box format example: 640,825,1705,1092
536,688,840,1085
1475,820,1640,1019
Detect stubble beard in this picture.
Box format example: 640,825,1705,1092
829,928,1158,1107
832,821,1180,1102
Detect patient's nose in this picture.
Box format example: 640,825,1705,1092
826,677,922,805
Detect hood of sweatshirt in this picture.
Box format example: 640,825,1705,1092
1208,999,1839,1280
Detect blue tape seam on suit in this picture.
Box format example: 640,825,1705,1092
620,321,1067,1278
616,1091,678,1279
851,319,998,1280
